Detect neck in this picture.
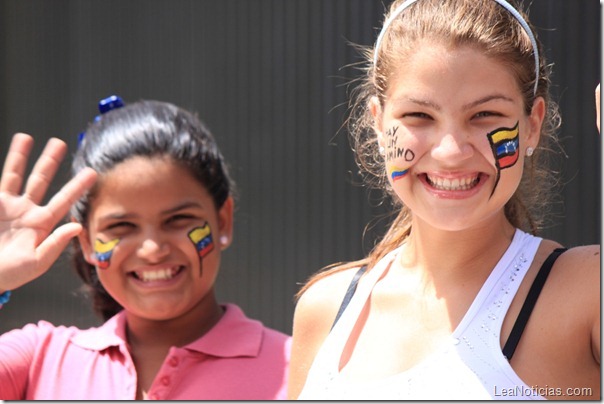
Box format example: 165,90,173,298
125,293,223,351
399,215,516,285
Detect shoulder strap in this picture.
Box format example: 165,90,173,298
502,247,567,360
330,265,368,331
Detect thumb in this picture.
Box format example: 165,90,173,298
35,222,83,274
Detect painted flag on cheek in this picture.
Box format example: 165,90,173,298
188,223,215,259
486,122,520,197
94,238,120,269
487,122,520,170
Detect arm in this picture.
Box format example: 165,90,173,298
287,267,360,399
0,133,96,293
578,245,601,366
547,244,600,396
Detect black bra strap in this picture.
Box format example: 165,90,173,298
330,265,368,330
502,247,567,360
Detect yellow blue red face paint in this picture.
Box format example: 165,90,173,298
384,125,415,183
94,238,120,269
390,167,410,182
188,223,215,275
487,122,520,196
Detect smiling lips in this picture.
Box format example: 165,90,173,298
425,174,480,191
131,266,183,282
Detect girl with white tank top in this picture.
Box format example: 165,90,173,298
289,0,600,400
299,230,548,400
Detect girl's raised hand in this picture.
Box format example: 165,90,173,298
0,133,97,292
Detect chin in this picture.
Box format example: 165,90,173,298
130,302,189,321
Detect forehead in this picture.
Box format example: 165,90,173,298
384,43,522,103
90,156,212,214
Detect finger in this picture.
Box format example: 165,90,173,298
24,138,68,204
35,222,83,275
0,133,34,195
44,167,97,225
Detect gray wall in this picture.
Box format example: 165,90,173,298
0,0,600,335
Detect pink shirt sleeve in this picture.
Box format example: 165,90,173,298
0,320,137,400
0,321,54,400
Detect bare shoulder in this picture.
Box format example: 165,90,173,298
506,242,600,397
551,244,600,291
541,243,600,361
288,266,363,399
294,267,358,342
538,243,600,315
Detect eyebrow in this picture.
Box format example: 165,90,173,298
392,93,515,112
162,201,205,215
404,97,441,111
461,94,515,111
98,201,205,222
98,212,137,222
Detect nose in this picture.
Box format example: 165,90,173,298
431,132,474,163
137,231,170,263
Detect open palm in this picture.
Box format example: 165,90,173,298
0,133,97,291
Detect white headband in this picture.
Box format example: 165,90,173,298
373,0,540,95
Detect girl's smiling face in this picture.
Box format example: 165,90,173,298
372,43,544,231
78,156,233,321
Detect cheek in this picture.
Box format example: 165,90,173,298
485,122,522,196
486,122,521,170
93,238,120,270
187,223,215,259
383,126,422,183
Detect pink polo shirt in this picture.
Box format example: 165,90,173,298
0,303,290,400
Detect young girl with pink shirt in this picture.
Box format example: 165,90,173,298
0,97,290,400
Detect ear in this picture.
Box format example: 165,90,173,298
74,218,97,265
217,196,234,250
369,96,386,150
527,96,546,149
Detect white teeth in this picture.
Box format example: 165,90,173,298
136,267,178,282
427,174,478,191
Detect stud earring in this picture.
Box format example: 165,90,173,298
378,146,385,155
219,235,229,246
526,147,534,157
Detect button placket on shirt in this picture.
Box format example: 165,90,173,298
147,352,182,400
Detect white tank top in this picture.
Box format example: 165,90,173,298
298,229,545,400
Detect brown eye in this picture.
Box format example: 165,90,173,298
107,221,135,230
167,214,196,225
473,111,501,118
403,112,432,119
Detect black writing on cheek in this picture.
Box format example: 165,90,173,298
385,126,398,162
383,126,415,163
385,126,399,139
386,147,416,163
385,126,398,149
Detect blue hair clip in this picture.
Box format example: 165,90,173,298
78,95,125,146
